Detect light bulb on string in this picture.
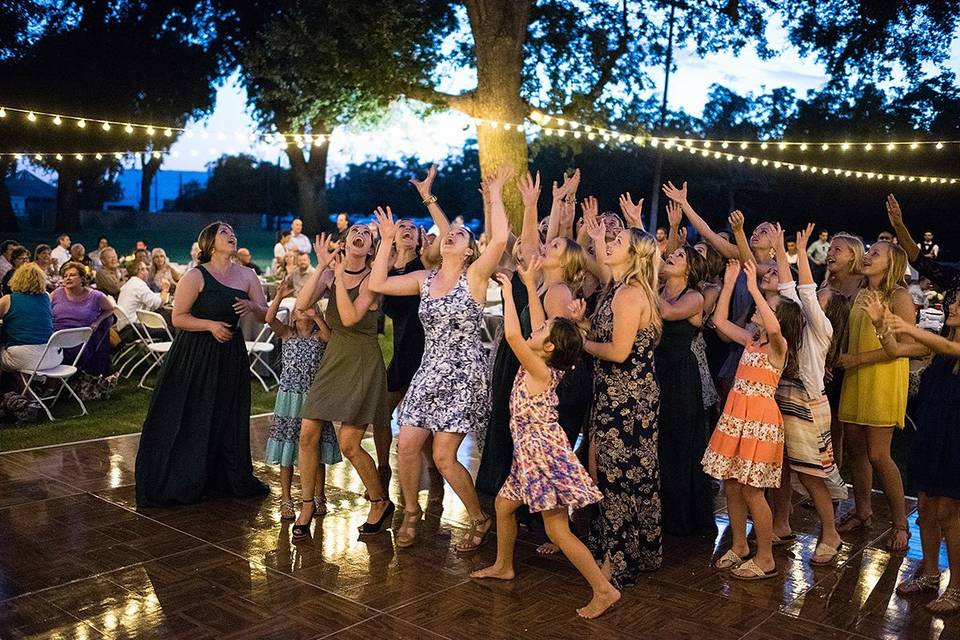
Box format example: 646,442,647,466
865,143,873,151
0,108,6,118
77,120,86,128
739,142,748,150
841,142,850,151
53,115,62,125
124,124,133,133
101,122,110,131
821,143,829,150
146,126,155,136
910,142,918,149
778,142,787,150
27,112,36,122
799,143,808,151
887,142,895,151
936,142,944,149
760,142,768,150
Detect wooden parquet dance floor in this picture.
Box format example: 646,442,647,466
0,417,955,639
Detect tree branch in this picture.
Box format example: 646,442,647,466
565,0,630,110
403,84,479,117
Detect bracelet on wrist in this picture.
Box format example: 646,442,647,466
422,195,438,206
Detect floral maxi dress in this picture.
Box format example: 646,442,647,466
498,367,602,512
587,283,662,586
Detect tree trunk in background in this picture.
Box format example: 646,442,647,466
56,161,81,232
286,138,330,236
139,154,163,212
0,158,18,232
466,0,532,232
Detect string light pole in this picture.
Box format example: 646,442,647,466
648,0,676,232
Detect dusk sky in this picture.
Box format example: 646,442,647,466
160,21,960,176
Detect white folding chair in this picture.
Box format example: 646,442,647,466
112,308,146,377
246,307,286,391
17,327,93,421
135,309,174,390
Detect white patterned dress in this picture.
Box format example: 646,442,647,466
397,269,490,435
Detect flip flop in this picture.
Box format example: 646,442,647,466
714,549,752,571
729,559,778,581
772,533,797,546
809,541,841,566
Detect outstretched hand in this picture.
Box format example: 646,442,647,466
728,210,745,235
666,201,683,229
518,170,541,208
488,164,514,192
567,298,587,321
518,255,542,288
661,180,688,205
723,259,741,288
410,164,438,198
495,271,513,296
374,206,397,240
796,223,815,252
314,233,335,268
742,260,759,294
886,193,904,228
772,223,785,254
618,192,643,229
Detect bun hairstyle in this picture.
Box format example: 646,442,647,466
196,221,232,264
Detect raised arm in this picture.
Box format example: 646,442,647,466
772,222,794,287
618,192,645,231
660,289,704,323
369,207,424,296
713,260,753,346
467,164,511,289
728,210,755,266
743,260,787,364
582,201,611,285
266,277,294,339
662,181,739,259
886,194,919,262
518,170,542,263
410,165,449,266
332,258,380,328
664,201,684,256
495,273,551,383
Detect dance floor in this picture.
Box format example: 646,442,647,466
0,417,954,640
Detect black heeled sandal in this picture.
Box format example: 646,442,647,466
358,497,395,535
292,499,315,540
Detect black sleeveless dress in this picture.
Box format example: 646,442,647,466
135,265,269,507
655,312,716,536
383,255,426,393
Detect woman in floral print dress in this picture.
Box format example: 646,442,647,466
580,222,664,587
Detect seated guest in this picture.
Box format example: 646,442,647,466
237,248,263,275
51,234,71,268
94,247,125,298
148,248,181,292
277,248,298,280
69,243,92,269
274,231,291,270
33,244,60,291
0,240,18,280
116,261,170,341
0,247,29,297
89,237,109,270
51,262,116,376
289,252,315,295
0,263,61,372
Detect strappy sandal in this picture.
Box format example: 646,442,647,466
279,499,296,520
292,500,315,540
729,559,778,581
454,514,493,553
313,495,328,517
888,523,911,553
896,572,941,596
836,511,873,533
395,507,423,548
810,541,842,566
714,549,752,571
927,587,960,615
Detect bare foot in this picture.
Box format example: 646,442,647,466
470,564,515,580
537,542,559,555
577,586,621,619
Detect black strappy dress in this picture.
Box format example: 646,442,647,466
135,265,269,507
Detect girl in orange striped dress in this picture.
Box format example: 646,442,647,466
702,259,803,581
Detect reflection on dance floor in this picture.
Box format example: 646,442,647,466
0,418,956,639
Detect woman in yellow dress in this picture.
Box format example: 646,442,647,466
837,237,925,551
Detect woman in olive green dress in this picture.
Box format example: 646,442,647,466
292,226,392,540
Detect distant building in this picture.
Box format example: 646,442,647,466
5,170,56,224
105,168,211,212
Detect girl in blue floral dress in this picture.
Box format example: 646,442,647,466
471,271,616,620
263,278,342,520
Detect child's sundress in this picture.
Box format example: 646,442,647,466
701,341,784,488
498,367,602,512
265,334,342,466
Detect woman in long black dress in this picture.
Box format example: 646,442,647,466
136,222,269,507
582,223,663,586
657,245,716,536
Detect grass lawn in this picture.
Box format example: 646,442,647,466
0,321,395,452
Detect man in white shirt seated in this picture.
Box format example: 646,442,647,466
116,261,171,342
51,234,71,268
285,218,312,254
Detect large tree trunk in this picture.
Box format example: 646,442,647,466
139,153,163,212
0,158,18,232
465,0,533,232
285,137,330,236
56,161,81,232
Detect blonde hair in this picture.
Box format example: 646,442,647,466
617,229,662,339
555,237,586,295
9,263,47,294
872,240,909,299
829,233,865,276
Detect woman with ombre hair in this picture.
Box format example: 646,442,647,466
581,224,663,586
